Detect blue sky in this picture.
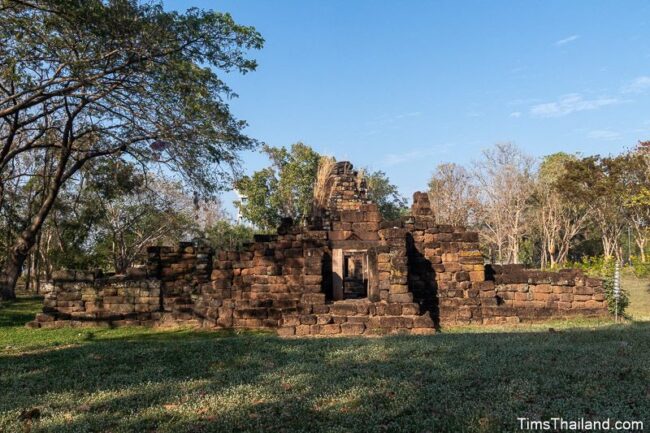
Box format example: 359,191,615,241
167,0,650,216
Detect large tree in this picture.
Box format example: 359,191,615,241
235,143,407,229
532,153,591,268
365,170,408,221
620,146,650,262
235,143,321,230
0,0,263,298
427,162,478,227
558,155,629,261
472,143,535,264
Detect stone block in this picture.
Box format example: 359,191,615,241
380,316,413,328
413,313,434,328
277,326,295,337
411,327,436,335
330,303,358,316
402,303,420,315
300,314,317,325
295,325,311,335
320,324,342,334
301,293,326,305
389,284,409,294
533,292,549,302
340,322,365,335
317,314,333,324
385,303,402,315
469,270,485,282
574,286,595,295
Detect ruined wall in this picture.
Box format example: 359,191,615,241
32,227,435,335
33,270,162,328
30,162,610,333
479,265,609,324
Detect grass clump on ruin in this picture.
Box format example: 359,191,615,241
2,297,649,433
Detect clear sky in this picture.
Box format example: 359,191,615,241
166,0,650,216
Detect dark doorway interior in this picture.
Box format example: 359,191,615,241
343,252,367,299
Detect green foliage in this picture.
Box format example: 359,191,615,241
630,255,650,278
1,298,649,432
365,170,408,220
1,0,264,194
234,143,409,229
234,143,320,230
602,274,630,316
563,255,613,277
1,0,265,296
518,237,535,267
204,220,255,251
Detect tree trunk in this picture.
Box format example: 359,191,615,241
1,237,29,300
1,145,71,299
636,238,647,263
25,255,32,293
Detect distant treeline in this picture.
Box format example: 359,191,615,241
428,142,650,269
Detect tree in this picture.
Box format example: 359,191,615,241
427,163,478,227
235,143,321,230
0,1,263,298
621,147,650,262
473,143,535,264
87,162,199,273
204,220,254,251
533,153,591,268
558,155,628,261
365,170,408,221
235,144,408,229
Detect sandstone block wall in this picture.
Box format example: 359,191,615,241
30,162,610,333
34,271,161,328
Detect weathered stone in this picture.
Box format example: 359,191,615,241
340,322,365,335
38,164,607,333
277,326,295,337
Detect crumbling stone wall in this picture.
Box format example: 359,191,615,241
478,265,609,324
34,270,162,327
30,161,609,333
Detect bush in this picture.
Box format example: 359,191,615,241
204,221,256,251
601,274,629,316
630,255,650,278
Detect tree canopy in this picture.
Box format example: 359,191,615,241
234,143,407,229
0,0,263,298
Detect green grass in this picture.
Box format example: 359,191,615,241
624,270,650,321
1,298,649,433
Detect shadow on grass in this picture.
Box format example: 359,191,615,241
1,320,649,433
0,297,43,328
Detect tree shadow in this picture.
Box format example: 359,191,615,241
0,297,43,328
2,322,649,432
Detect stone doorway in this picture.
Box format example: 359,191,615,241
332,249,368,300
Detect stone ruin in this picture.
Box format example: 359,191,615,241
29,161,610,335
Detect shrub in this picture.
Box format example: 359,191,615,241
602,273,629,316
630,255,650,278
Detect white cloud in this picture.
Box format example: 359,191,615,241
509,111,522,118
622,76,650,93
379,145,451,167
394,111,421,120
555,34,580,46
530,93,620,118
587,129,622,141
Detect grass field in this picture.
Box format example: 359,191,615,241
1,297,649,433
624,270,650,321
